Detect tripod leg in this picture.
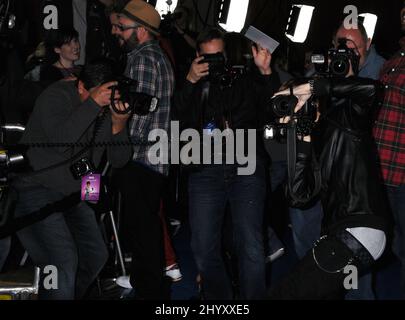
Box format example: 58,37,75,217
109,210,126,277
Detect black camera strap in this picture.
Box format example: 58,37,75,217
200,81,210,131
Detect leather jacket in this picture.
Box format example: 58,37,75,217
289,77,389,234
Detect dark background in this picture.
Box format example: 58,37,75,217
3,0,404,72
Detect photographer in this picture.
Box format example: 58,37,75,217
112,0,175,299
10,60,132,300
174,28,280,299
268,46,388,299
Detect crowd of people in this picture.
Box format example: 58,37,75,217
0,0,404,301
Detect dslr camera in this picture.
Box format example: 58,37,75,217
198,52,244,88
264,90,317,141
109,76,159,116
311,38,360,77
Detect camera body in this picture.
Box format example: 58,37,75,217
270,95,299,118
70,157,95,180
312,39,360,77
264,97,317,141
199,53,244,88
199,52,226,80
109,76,159,116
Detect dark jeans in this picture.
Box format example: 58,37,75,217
0,237,11,271
188,162,266,300
13,180,108,300
267,161,322,259
115,162,168,299
386,184,405,299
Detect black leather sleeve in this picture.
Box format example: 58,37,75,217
313,76,378,109
286,141,321,208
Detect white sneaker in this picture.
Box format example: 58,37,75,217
116,275,132,289
165,264,183,282
266,248,285,263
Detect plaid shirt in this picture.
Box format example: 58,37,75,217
373,39,405,186
125,40,175,176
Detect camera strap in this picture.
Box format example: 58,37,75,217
200,81,210,131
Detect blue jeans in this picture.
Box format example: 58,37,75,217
13,180,108,300
387,184,405,298
188,162,266,300
268,161,322,259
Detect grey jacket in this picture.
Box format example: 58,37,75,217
19,81,132,195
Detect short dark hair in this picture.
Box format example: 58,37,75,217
196,28,225,52
78,58,115,90
50,28,79,49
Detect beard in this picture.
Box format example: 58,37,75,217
121,32,140,53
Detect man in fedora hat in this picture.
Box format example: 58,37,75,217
114,0,175,299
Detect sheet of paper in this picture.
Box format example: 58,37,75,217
244,26,280,54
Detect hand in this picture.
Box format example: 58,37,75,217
186,56,209,83
110,100,131,134
89,81,118,107
274,83,312,113
252,44,272,75
279,116,312,142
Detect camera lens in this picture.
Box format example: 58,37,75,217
330,55,350,77
271,95,298,118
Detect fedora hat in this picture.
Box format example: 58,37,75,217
121,0,161,36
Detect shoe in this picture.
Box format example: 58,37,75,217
266,248,285,263
116,275,132,289
165,263,183,282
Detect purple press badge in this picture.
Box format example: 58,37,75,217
81,174,101,202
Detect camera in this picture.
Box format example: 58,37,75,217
199,52,226,80
264,97,317,141
270,95,299,118
199,53,244,88
312,38,360,77
70,157,95,180
109,76,159,116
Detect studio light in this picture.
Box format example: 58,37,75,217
154,0,179,17
358,13,377,41
217,0,250,33
285,4,314,43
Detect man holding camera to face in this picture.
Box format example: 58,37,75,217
267,36,389,299
10,59,132,300
174,28,280,300
111,0,175,299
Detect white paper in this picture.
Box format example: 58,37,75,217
244,26,280,54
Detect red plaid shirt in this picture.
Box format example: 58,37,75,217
373,38,405,186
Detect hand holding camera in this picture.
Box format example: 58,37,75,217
187,56,209,83
110,100,131,134
273,83,312,114
89,81,118,107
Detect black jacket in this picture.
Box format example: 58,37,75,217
173,70,281,163
290,77,389,234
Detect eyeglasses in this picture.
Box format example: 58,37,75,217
117,24,140,32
